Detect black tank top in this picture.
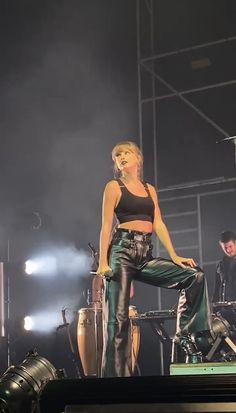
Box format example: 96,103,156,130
114,179,155,224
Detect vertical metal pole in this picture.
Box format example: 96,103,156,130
0,263,5,338
150,0,158,190
197,195,203,267
7,240,11,367
150,0,164,375
0,262,8,373
234,140,236,166
136,0,143,152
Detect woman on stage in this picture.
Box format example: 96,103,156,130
97,141,211,377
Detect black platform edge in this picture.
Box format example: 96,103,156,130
39,375,236,413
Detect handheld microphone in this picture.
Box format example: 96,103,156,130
103,270,114,281
216,136,236,144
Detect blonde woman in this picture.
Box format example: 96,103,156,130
97,141,211,377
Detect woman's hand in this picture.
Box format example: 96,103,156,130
96,264,113,278
172,255,197,269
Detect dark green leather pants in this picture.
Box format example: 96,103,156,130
101,229,211,377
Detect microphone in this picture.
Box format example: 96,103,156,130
91,270,114,279
103,270,114,280
216,136,236,144
216,135,236,166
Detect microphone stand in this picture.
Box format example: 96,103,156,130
88,243,102,378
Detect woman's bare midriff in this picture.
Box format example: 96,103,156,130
118,220,153,233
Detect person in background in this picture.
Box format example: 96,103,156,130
97,141,211,377
212,231,236,303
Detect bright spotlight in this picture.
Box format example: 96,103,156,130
25,260,39,275
22,309,63,333
24,316,34,331
24,256,57,277
24,245,90,279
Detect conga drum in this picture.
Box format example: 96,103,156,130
77,308,103,377
77,305,140,376
129,305,140,372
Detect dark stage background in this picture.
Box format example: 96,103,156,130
0,0,235,377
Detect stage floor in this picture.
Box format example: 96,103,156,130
170,361,236,375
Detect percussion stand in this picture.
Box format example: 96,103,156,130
91,279,103,378
88,243,104,378
60,308,85,378
93,301,100,378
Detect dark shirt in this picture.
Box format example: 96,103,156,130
212,256,236,302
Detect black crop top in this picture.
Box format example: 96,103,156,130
114,179,155,224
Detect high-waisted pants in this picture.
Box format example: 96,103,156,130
101,228,211,377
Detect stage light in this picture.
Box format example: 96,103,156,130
0,349,59,413
22,307,67,334
24,256,57,277
24,260,39,275
23,316,34,331
24,245,90,278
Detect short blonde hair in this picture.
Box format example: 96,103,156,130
111,141,143,177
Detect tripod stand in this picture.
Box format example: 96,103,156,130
206,310,236,362
206,333,236,361
88,243,103,378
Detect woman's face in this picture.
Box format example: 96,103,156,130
114,145,140,172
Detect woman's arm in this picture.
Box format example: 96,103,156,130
148,184,196,268
97,180,118,274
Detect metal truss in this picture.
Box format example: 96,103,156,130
136,0,236,150
136,0,236,374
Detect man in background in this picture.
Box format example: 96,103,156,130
212,231,236,303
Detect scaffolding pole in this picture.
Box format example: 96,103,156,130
141,35,236,62
140,61,230,138
142,79,236,103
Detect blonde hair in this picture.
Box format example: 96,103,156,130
111,141,143,178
